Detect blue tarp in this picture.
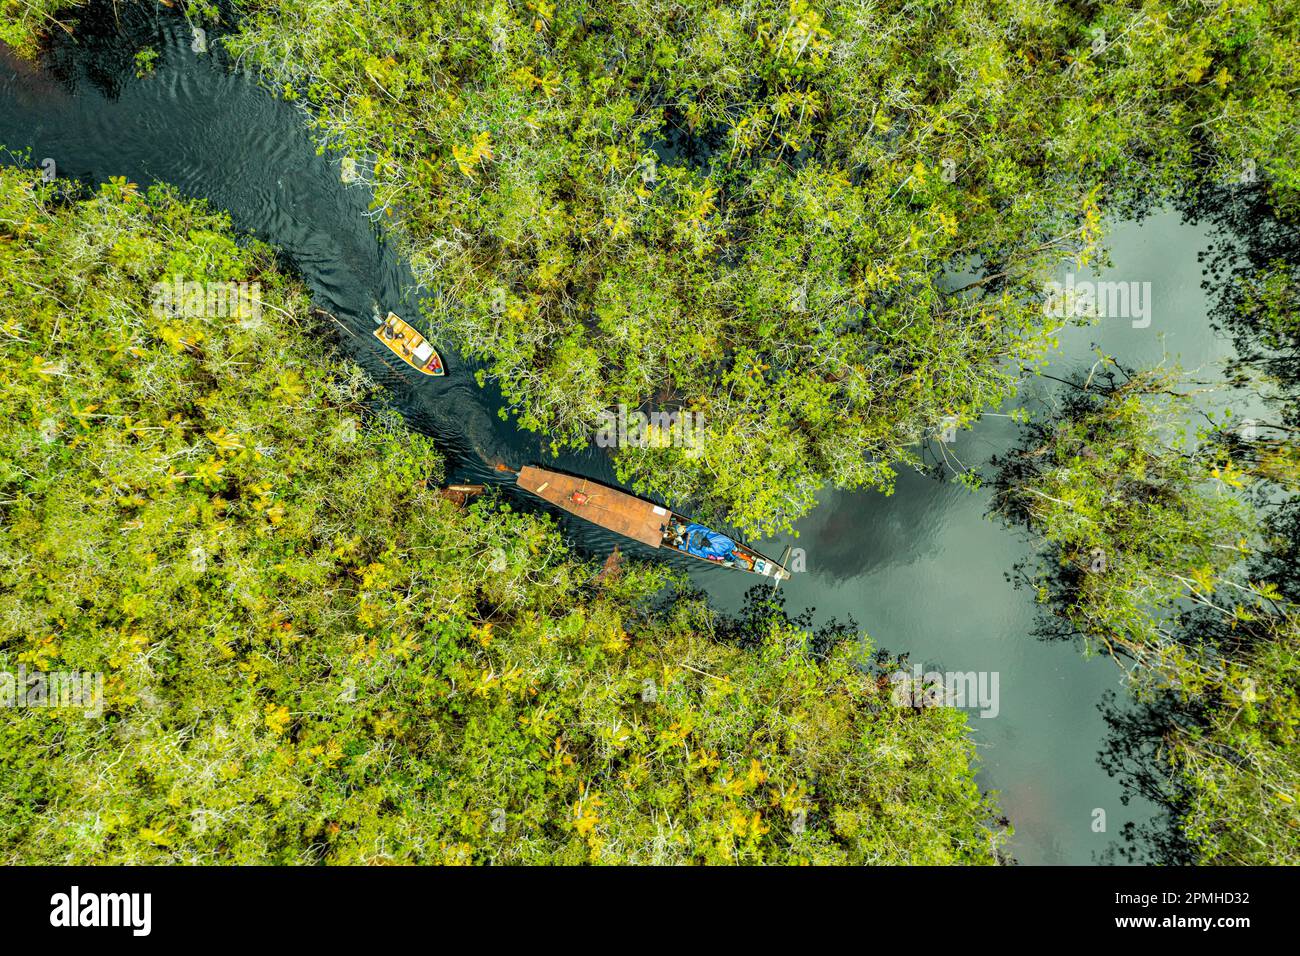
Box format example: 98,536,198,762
682,523,737,561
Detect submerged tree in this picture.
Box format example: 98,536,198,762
991,360,1299,863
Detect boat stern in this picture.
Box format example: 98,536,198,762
752,555,792,581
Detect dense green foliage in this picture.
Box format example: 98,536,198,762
221,0,1300,535
0,0,76,56
0,169,1005,863
1171,609,1300,864
993,364,1299,863
5,0,1297,867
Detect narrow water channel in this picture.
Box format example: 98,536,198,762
1,10,1246,863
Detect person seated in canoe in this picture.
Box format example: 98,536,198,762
681,523,738,563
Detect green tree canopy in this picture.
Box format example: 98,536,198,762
0,169,1006,863
221,0,1300,535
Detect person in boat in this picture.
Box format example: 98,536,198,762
680,523,739,564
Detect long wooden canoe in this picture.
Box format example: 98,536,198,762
515,465,790,580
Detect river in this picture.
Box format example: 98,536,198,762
1,8,1250,864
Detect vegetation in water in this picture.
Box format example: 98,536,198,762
0,168,1006,864
993,365,1264,687
992,359,1299,864
133,45,158,78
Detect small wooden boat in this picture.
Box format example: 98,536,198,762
439,483,484,506
510,465,790,581
373,311,445,376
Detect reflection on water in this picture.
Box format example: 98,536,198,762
787,469,952,583
0,6,1244,864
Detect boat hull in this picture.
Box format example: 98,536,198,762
517,466,668,548
374,311,445,376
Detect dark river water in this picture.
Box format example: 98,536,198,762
2,10,1249,864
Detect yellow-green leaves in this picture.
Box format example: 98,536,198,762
452,131,494,178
